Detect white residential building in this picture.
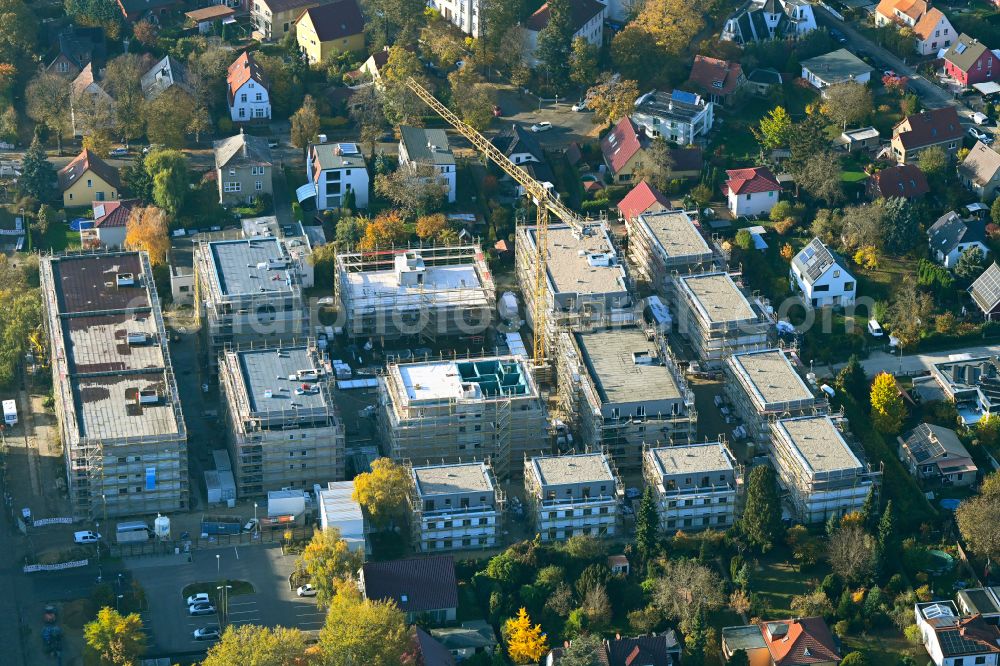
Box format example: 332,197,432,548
631,90,714,146
304,142,369,210
408,462,503,552
724,166,781,218
525,453,622,542
315,480,366,553
399,126,456,203
770,416,879,523
914,601,1000,666
928,211,990,269
722,0,817,43
227,52,271,123
790,238,857,308
643,443,741,532
800,49,874,91
427,0,480,36
913,8,955,56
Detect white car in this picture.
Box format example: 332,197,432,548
186,593,211,606
969,127,990,142
73,531,101,544
973,112,990,126
193,626,221,641
571,101,587,112
109,147,129,157
297,584,317,597
530,122,553,133
189,603,216,616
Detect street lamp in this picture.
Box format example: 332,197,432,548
216,553,220,573
216,584,232,627
116,594,123,611
254,502,258,523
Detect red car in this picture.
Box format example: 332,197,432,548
492,105,502,117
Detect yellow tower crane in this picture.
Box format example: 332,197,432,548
405,77,587,369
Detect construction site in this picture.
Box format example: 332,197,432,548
218,343,345,497
40,251,188,518
555,327,696,471
194,237,309,369
625,210,725,303
769,415,882,524
524,452,623,542
377,355,548,478
515,223,635,361
724,348,827,448
335,244,496,343
407,460,505,552
643,442,742,532
674,272,774,366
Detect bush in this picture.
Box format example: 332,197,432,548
218,117,234,134
320,116,350,130
581,198,610,212
903,623,923,645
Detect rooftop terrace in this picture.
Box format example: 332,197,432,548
392,357,535,405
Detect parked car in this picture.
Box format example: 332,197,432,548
571,100,587,112
969,126,991,142
189,603,216,616
73,531,101,544
186,593,211,606
867,319,884,337
973,112,991,126
267,138,279,148
109,147,129,157
530,122,553,133
193,626,221,640
883,69,896,78
243,519,258,533
830,28,847,43
297,584,317,597
624,487,641,500
492,105,502,117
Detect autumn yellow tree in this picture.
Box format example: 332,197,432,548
586,75,640,126
352,457,411,524
319,578,409,665
358,211,407,251
125,206,170,266
870,372,906,434
298,527,364,607
780,243,793,260
634,0,706,55
504,607,548,664
83,607,145,665
853,245,878,270
415,213,447,240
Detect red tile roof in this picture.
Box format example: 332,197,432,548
227,51,268,105
525,0,607,33
761,617,841,666
58,149,122,192
92,199,139,228
295,0,364,42
601,117,648,175
618,181,671,221
725,166,780,195
688,55,744,97
893,107,962,150
913,7,946,41
869,163,929,199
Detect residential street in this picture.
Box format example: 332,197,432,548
826,342,1000,378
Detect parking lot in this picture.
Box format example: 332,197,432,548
131,544,326,655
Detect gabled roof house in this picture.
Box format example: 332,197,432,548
868,163,929,200
928,210,989,269
790,238,856,309
959,141,1000,200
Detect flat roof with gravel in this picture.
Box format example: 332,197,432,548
637,210,713,260
773,416,862,475
530,453,614,487
526,225,627,296
679,272,757,324
235,346,329,414
729,349,814,410
413,462,495,496
574,328,681,404
648,443,736,478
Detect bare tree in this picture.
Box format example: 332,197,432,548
374,165,449,216
26,73,71,152
653,558,725,633
827,524,875,585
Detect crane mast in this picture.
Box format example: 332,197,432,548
404,77,586,368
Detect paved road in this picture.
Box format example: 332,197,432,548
131,544,323,657
826,342,1000,378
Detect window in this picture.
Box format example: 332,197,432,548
255,180,263,191
255,93,262,101
241,93,247,102
224,182,241,192
229,168,236,176
239,108,246,118
844,281,855,291
251,166,264,175
87,179,92,188
833,270,840,278
746,194,752,200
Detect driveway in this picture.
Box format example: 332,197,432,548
130,544,325,656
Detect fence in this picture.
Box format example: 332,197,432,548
24,559,89,573
109,524,312,558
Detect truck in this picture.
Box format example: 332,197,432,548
2,399,16,427
115,521,152,543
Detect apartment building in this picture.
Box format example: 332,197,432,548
378,356,548,477
335,245,495,343
674,272,773,366
625,209,723,303
556,327,696,471
398,126,456,203
219,344,345,497
770,416,880,523
408,461,504,552
725,349,823,446
305,141,370,210
643,442,741,532
428,0,480,36
194,237,308,370
525,453,622,542
631,89,714,146
40,251,188,518
515,223,634,360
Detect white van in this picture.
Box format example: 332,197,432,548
868,319,884,337
973,112,990,126
2,399,15,426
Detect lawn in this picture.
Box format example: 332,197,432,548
752,551,831,618
841,170,868,183
36,224,81,253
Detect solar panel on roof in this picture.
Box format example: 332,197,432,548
671,90,699,105
339,142,359,155
956,42,968,55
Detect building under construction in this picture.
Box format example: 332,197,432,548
40,251,188,518
335,244,495,343
407,461,505,552
769,415,881,524
218,343,345,496
555,327,696,471
377,355,548,477
515,223,635,360
725,348,827,448
195,237,308,370
674,272,773,366
524,452,623,542
626,210,724,303
643,442,742,532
